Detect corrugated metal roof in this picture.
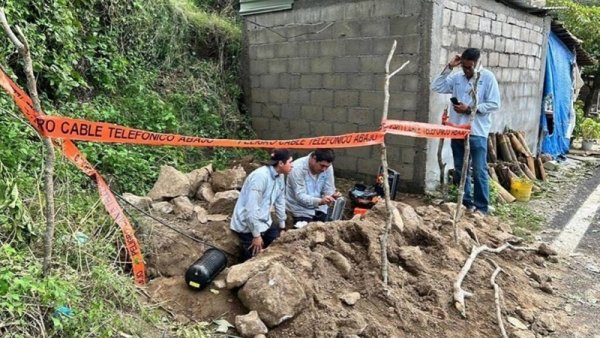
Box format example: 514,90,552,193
551,20,597,66
239,0,294,16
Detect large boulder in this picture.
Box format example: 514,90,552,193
212,166,246,192
235,311,268,338
147,166,190,200
186,164,213,194
226,256,278,289
209,190,240,214
122,193,152,211
238,263,307,327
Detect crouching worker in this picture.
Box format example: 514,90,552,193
230,149,293,261
286,148,340,224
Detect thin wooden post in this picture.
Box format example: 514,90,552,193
380,41,409,285
452,62,481,243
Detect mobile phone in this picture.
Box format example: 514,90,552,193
450,97,460,105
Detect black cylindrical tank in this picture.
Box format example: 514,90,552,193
184,248,228,290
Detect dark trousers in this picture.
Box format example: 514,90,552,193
293,210,327,224
450,136,490,213
235,224,280,262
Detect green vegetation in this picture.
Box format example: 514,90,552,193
0,0,252,336
494,203,544,238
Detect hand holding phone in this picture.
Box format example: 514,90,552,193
450,97,460,105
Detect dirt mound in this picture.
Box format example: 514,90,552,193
142,200,567,337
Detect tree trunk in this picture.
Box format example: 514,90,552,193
0,10,56,276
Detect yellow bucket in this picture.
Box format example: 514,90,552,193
510,178,534,202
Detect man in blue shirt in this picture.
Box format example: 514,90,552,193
230,149,293,261
432,48,501,214
286,148,340,224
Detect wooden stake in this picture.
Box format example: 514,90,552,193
0,9,56,277
452,62,481,243
489,260,508,338
380,41,409,285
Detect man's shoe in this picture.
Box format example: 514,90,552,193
487,205,495,214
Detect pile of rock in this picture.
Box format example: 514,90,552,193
123,164,247,223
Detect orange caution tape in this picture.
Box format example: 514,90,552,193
382,119,470,139
1,66,471,285
35,115,386,149
0,68,146,285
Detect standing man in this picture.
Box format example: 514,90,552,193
286,148,340,224
230,149,293,261
432,48,500,214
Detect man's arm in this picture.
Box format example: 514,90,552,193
432,54,461,94
475,73,501,115
288,168,321,208
322,166,336,196
274,179,286,229
246,175,267,237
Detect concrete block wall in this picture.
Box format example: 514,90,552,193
242,0,429,191
425,0,550,191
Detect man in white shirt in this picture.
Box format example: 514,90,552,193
286,148,340,224
230,149,293,261
432,48,501,214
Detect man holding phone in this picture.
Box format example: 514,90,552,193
432,48,501,214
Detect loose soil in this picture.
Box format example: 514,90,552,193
137,191,568,337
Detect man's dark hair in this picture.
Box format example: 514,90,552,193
461,48,481,62
312,148,335,163
268,148,291,166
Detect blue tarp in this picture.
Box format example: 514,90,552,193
540,32,576,158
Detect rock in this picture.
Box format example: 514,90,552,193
511,330,536,338
186,164,213,193
564,303,574,315
507,316,529,330
312,231,326,244
336,312,367,336
397,202,423,232
226,256,277,288
196,182,215,203
207,214,229,222
543,160,559,171
537,243,557,257
516,308,535,324
151,201,173,214
391,205,404,232
539,281,553,294
238,263,307,327
122,193,152,211
147,166,191,200
537,313,556,332
497,222,513,234
235,311,268,338
533,256,546,267
438,202,457,215
548,256,559,263
324,250,351,278
212,166,246,192
193,206,208,223
209,190,240,214
172,196,195,219
213,278,227,289
340,292,361,306
398,246,427,275
527,270,543,284
253,335,266,338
